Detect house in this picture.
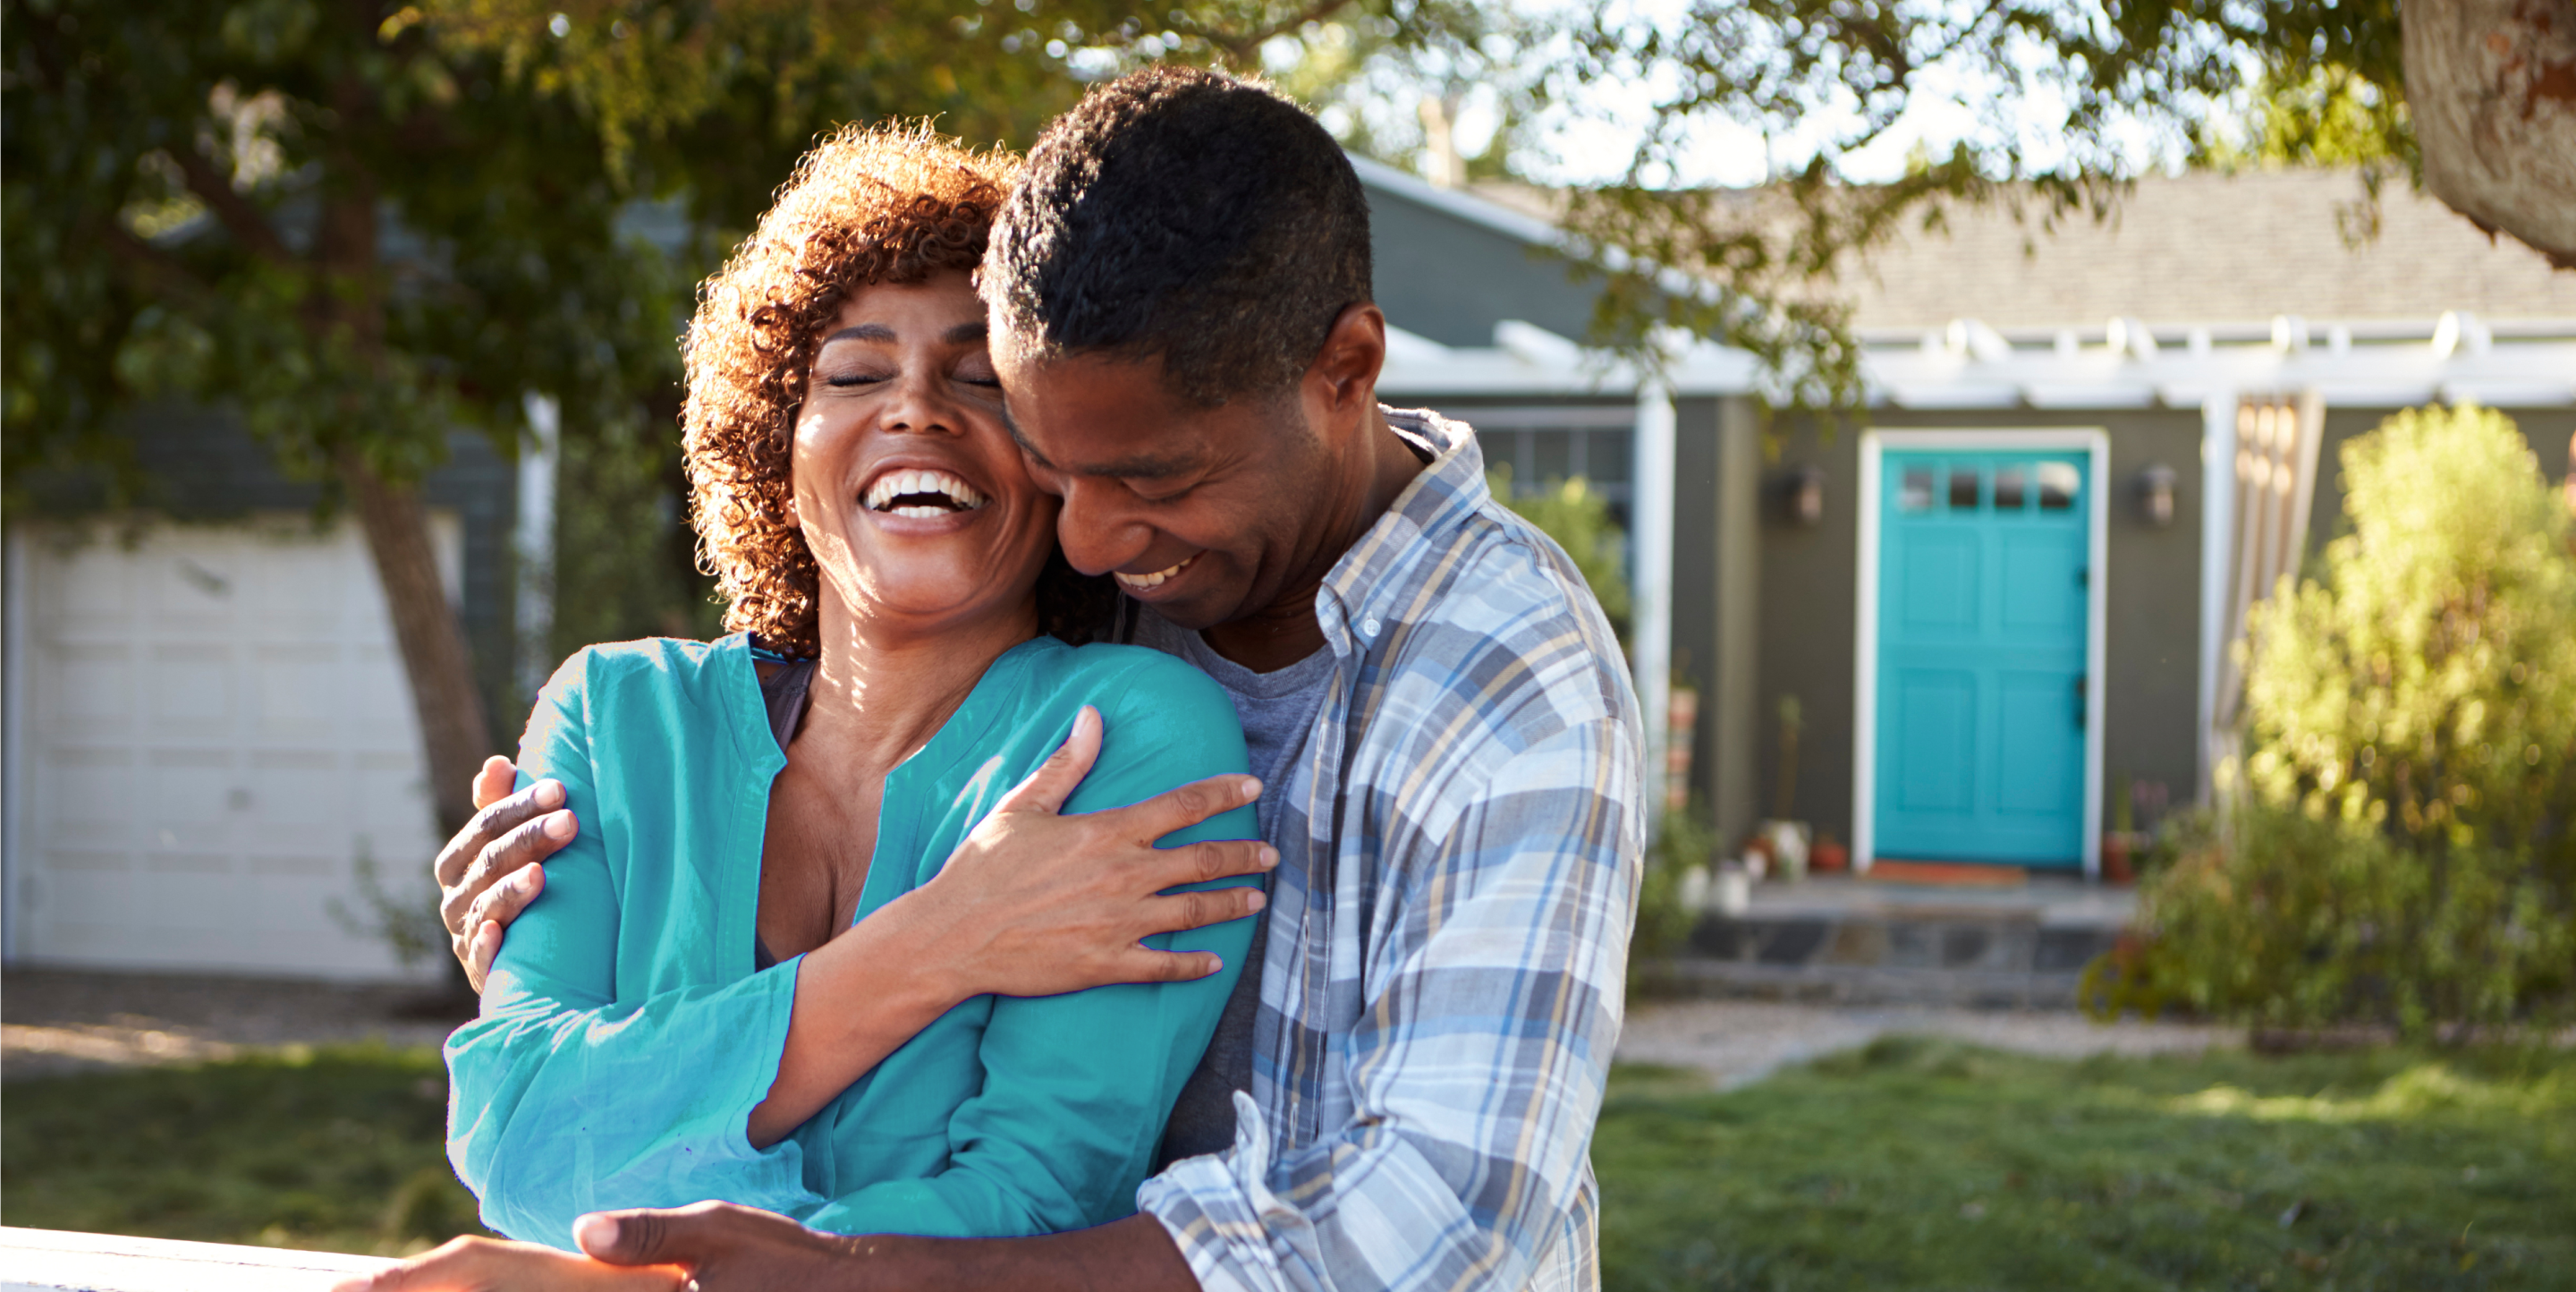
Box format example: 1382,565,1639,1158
5,161,2570,981
2,414,526,981
1361,158,2576,872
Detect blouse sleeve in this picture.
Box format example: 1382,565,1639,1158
443,650,822,1250
801,656,1262,1237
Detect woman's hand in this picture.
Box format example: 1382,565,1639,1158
330,1235,685,1292
745,705,1274,1144
885,705,1275,1001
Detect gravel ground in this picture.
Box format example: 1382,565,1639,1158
1615,999,2240,1090
4,968,2239,1090
3,969,471,1082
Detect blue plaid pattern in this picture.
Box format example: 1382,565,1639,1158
1136,409,1645,1292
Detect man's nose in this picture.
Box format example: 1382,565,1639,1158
1052,478,1152,576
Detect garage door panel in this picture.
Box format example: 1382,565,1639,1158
12,516,452,981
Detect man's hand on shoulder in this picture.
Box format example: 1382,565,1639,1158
436,755,579,992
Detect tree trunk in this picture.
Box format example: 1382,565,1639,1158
2402,0,2576,268
341,452,495,837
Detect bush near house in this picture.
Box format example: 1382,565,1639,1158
2119,404,2576,1035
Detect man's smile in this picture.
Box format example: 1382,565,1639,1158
1114,551,1200,591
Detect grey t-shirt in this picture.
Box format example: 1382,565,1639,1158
1129,611,1335,1166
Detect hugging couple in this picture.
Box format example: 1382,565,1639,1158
352,64,1640,1292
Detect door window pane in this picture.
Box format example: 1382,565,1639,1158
1899,467,1934,512
2037,462,2079,510
1994,467,2027,510
1948,468,1981,510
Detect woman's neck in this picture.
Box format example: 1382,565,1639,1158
793,591,1040,777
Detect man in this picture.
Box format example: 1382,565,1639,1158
368,64,1640,1292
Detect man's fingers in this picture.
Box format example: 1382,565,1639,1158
436,779,566,889
471,755,518,812
576,1201,818,1268
328,1235,682,1292
1122,774,1262,844
443,810,574,936
466,860,547,933
465,920,502,994
992,705,1103,817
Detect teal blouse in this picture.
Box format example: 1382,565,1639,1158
444,633,1258,1249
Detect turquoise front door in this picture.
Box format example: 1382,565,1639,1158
1874,449,2089,867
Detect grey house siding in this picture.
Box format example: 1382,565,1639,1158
1754,408,2206,846
63,408,524,741
1367,188,1597,347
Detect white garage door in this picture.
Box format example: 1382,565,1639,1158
4,514,462,981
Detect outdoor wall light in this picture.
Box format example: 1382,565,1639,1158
2137,463,2177,527
1787,464,1826,526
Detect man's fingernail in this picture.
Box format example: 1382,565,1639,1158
1241,778,1263,803
572,1212,618,1254
534,779,564,809
1204,956,1224,976
543,811,575,840
1245,890,1267,912
1259,845,1279,868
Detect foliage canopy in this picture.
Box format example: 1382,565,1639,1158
2124,404,2576,1035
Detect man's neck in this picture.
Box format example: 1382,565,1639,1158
1200,407,1425,673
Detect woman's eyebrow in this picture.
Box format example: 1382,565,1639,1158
818,321,988,346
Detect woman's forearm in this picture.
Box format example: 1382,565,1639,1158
748,895,970,1148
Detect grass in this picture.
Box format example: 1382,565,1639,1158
1,1043,488,1256
4,1037,2569,1287
1597,1037,2575,1291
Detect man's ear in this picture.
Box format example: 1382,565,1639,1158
1307,302,1386,421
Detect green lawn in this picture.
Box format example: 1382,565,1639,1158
1597,1037,2574,1291
1,1044,487,1256
4,1038,2570,1287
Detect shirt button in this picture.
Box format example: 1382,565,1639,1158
1360,616,1381,638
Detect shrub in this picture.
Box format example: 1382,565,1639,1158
2118,404,2576,1034
1488,465,1632,647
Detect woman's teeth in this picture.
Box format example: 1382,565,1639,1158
1114,554,1197,590
864,468,986,517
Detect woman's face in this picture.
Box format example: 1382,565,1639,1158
790,270,1056,642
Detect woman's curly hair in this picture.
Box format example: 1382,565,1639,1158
682,123,1114,656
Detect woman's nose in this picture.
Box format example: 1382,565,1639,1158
877,369,962,436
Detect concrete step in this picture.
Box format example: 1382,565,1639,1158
1653,878,2132,1008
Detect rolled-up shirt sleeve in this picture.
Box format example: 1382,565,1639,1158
1137,714,1641,1292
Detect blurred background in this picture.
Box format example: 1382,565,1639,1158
4,2,2572,1286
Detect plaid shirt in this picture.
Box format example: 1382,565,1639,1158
1137,409,1645,1292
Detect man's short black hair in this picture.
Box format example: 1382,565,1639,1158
986,64,1372,406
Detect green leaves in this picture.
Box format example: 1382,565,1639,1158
2135,404,2576,1036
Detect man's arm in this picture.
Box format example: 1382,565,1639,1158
335,1206,1199,1292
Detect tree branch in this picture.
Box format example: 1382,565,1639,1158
171,146,299,269
97,221,220,307
1199,0,1361,64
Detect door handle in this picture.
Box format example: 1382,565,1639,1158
2073,675,2087,730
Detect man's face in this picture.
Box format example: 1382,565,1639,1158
991,337,1332,633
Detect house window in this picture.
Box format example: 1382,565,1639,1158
1899,467,1935,512
1994,467,2027,511
2037,462,2080,510
1948,467,1981,510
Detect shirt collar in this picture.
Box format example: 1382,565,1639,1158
1315,406,1490,655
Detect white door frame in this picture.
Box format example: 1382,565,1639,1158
1852,428,2111,878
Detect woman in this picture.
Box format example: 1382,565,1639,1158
443,124,1259,1250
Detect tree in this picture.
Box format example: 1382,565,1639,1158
2,0,1375,835
4,0,695,833
1283,3,2565,398
2114,404,2576,1034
